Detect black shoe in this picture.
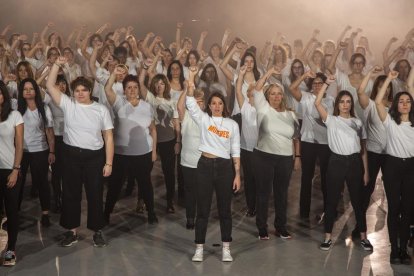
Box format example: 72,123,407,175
41,214,51,227
390,249,400,264
2,250,16,266
258,228,269,240
93,230,107,247
148,213,158,225
245,209,256,217
186,218,195,230
275,229,292,239
360,239,373,251
166,202,175,214
400,249,412,265
61,231,78,247
320,239,332,251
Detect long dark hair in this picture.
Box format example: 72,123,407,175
167,60,185,90
0,81,12,122
149,74,171,100
289,59,305,83
389,91,414,126
184,50,200,67
17,78,47,124
333,90,355,118
370,75,393,102
200,63,219,83
240,51,260,81
206,92,229,118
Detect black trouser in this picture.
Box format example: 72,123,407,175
105,153,155,215
254,149,293,231
241,149,256,212
60,144,105,231
182,166,197,219
362,151,387,214
324,152,366,233
157,139,176,202
382,155,414,250
19,150,51,211
299,142,330,217
195,156,234,244
177,154,184,198
0,169,21,251
51,136,64,207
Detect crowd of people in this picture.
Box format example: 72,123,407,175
0,22,413,266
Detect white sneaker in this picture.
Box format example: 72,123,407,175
192,247,203,262
222,247,233,262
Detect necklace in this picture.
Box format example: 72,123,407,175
212,116,224,129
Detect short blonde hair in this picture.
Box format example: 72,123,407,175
263,83,288,111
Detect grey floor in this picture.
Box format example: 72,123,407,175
0,161,413,276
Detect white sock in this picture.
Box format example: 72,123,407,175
222,242,230,249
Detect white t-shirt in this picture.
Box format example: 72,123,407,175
22,106,54,152
324,115,367,155
282,75,308,119
186,96,240,159
232,74,255,115
0,111,24,169
181,112,201,168
254,90,299,156
240,101,258,151
383,114,414,158
145,92,178,143
59,94,113,150
391,78,407,98
112,95,154,155
300,92,334,144
203,57,228,89
363,99,387,154
44,93,64,136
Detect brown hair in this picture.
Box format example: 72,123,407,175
149,74,171,100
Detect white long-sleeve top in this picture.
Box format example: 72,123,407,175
186,96,240,159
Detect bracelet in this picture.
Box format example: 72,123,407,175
176,141,182,144
324,82,330,86
13,166,21,171
295,155,301,158
54,63,62,68
105,163,112,167
49,152,55,154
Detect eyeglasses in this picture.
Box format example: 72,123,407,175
22,48,30,51
353,61,365,65
313,81,324,85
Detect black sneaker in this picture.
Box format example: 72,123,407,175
320,239,332,251
93,230,107,247
61,231,78,247
360,239,373,251
275,229,292,239
186,218,195,229
258,228,269,240
41,214,51,227
2,250,16,266
400,249,412,265
148,213,158,225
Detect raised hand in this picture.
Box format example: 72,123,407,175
177,22,183,29
388,70,399,80
390,37,398,43
114,66,126,75
325,74,336,84
47,22,55,28
18,34,28,41
371,65,383,74
146,32,155,38
345,25,352,31
94,41,103,50
224,28,232,36
188,66,199,80
304,70,316,79
339,41,348,49
200,31,208,39
55,56,67,66
238,65,247,77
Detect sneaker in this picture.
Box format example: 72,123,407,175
245,209,256,217
400,249,412,265
60,231,78,247
136,199,145,214
186,218,195,230
360,239,373,251
2,250,16,266
275,229,292,239
258,228,269,240
93,230,107,247
41,214,51,227
320,239,332,251
222,247,233,262
192,247,203,262
148,213,158,225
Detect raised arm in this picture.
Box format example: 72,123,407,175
407,59,414,97
336,25,352,46
138,59,153,100
89,41,103,79
235,65,247,108
40,22,54,47
255,66,280,91
46,56,67,105
220,42,244,81
327,41,348,74
375,71,398,122
259,40,271,67
383,37,398,65
314,76,335,122
358,65,382,109
105,67,125,106
80,32,93,61
196,31,208,54
175,22,183,52
289,70,315,102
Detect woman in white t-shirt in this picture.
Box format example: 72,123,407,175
375,70,414,265
354,66,393,238
253,67,300,240
314,81,373,252
46,56,114,248
17,78,55,226
186,67,240,262
0,81,23,266
198,63,228,103
104,70,158,224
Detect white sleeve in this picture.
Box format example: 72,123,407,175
58,93,72,112
101,105,114,130
253,89,268,111
45,105,54,128
230,122,241,158
185,96,205,125
96,67,110,86
112,94,123,113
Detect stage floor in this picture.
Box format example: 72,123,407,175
0,161,412,276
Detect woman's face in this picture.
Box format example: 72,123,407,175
351,56,365,74
0,91,4,105
121,43,130,53
267,86,284,108
163,50,173,64
155,79,166,96
73,84,91,104
23,82,35,100
92,36,102,47
209,96,224,117
48,49,59,63
107,59,119,74
22,44,31,56
179,52,187,65
312,52,323,65
323,42,335,55
275,49,284,62
170,63,181,78
397,61,410,79
124,81,139,100
196,97,205,110
210,45,221,59
204,67,216,83
63,50,74,63
397,94,412,115
188,53,197,66
338,95,352,115
115,66,128,82
311,77,324,93
244,56,254,72
292,62,304,78
18,65,29,79
57,81,67,93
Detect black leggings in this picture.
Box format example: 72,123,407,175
157,139,176,202
51,136,64,206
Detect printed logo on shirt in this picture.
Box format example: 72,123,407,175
208,125,230,138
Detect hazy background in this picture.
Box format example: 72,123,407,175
1,0,413,58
